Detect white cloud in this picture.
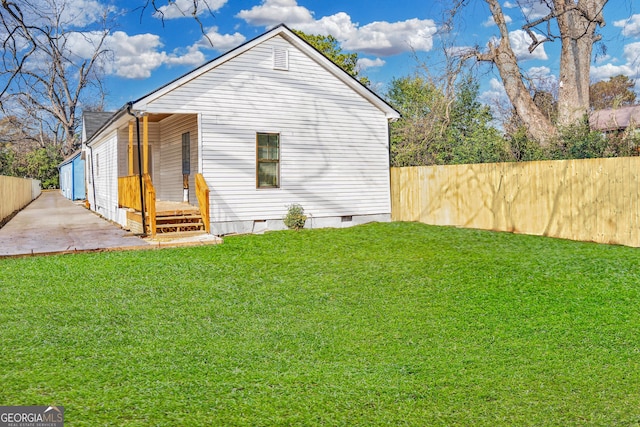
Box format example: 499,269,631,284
193,27,247,52
164,45,207,67
447,45,476,57
527,65,553,79
504,0,551,20
525,65,558,90
6,0,244,81
591,42,640,83
480,77,509,114
6,0,113,29
614,14,640,38
99,26,245,79
590,63,636,82
479,77,513,127
105,32,174,79
341,19,437,56
481,77,507,102
64,31,109,60
294,12,356,40
52,24,246,80
236,0,437,56
482,14,513,27
508,29,547,61
624,42,640,64
236,0,314,27
68,31,207,79
594,54,612,64
154,0,228,19
356,57,385,71
60,0,112,27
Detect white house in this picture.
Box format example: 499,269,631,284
82,24,400,236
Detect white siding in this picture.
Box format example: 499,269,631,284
156,114,199,204
117,123,159,179
144,34,391,225
89,131,124,225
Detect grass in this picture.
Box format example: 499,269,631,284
1,222,639,426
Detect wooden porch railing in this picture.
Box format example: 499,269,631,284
195,173,210,234
118,175,142,211
143,174,156,237
118,174,157,237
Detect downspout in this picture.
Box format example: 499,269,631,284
88,146,97,210
127,102,147,236
72,159,76,200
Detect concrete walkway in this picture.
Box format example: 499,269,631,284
0,191,149,257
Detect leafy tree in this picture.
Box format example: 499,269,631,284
601,127,640,157
0,142,16,175
387,73,506,166
506,127,546,162
547,118,608,160
0,115,62,187
386,74,449,166
457,0,608,144
447,76,509,164
589,75,637,110
22,146,63,189
293,30,369,86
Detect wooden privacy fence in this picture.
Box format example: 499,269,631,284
0,175,41,224
391,157,640,247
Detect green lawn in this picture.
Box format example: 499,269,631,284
1,222,639,426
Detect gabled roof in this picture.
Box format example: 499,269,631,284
130,23,399,118
58,149,82,168
86,24,399,146
590,105,640,132
82,111,116,142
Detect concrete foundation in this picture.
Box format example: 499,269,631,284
211,213,391,236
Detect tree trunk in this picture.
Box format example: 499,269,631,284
474,0,607,143
556,0,606,126
481,0,557,144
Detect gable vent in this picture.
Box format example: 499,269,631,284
273,48,289,71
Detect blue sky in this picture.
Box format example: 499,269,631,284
70,0,640,110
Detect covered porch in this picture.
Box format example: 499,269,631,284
116,113,210,237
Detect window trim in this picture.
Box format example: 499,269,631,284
256,132,280,189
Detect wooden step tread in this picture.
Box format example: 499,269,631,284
150,230,210,240
155,214,202,221
156,222,203,230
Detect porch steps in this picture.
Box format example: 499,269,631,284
153,210,206,235
149,230,209,241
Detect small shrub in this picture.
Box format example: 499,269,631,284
284,204,307,230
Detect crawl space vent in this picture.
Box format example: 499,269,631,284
273,48,289,71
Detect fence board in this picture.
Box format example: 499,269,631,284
390,157,640,247
0,176,40,224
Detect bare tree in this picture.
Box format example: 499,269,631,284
455,0,607,144
0,0,110,153
139,0,216,44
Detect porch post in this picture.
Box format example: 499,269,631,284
143,115,149,175
128,121,134,175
